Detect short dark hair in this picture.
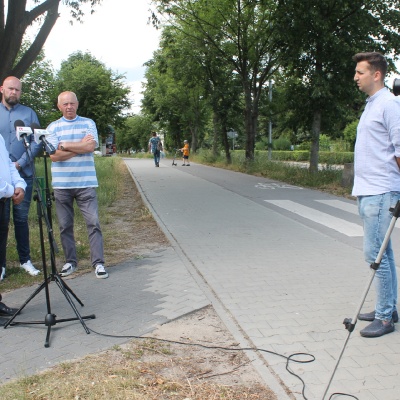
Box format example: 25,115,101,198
352,52,387,78
152,131,157,136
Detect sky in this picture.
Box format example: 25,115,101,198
36,1,161,113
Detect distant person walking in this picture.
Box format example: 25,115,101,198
148,132,162,167
180,140,190,166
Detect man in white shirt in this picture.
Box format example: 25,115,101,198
353,52,400,337
0,134,26,316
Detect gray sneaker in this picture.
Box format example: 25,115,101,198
0,267,5,281
60,263,76,277
95,264,108,279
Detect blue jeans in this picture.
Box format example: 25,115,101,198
153,150,160,165
358,192,400,321
54,187,104,268
1,177,33,266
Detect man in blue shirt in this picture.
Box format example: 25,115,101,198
148,131,163,167
0,76,41,278
0,134,26,315
353,52,400,337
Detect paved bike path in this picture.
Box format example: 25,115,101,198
124,158,400,400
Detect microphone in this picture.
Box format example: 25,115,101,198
31,123,56,155
14,120,32,148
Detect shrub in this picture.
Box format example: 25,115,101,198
343,120,358,151
273,136,292,150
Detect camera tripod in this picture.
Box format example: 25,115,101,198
322,199,400,399
4,147,95,348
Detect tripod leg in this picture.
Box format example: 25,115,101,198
53,274,84,306
53,276,91,334
322,201,400,399
3,277,50,328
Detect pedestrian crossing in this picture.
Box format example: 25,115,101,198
316,199,358,215
264,199,364,237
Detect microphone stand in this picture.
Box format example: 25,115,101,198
4,144,95,348
322,200,400,399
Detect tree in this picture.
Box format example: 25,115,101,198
116,114,154,152
152,0,280,160
0,0,102,82
142,29,210,151
18,41,58,127
274,0,400,172
54,51,131,137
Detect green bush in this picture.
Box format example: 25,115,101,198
319,134,331,151
343,120,358,151
194,148,354,165
273,136,292,150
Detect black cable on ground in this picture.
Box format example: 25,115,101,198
88,327,358,400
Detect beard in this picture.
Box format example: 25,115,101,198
4,94,20,107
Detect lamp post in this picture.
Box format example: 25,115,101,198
268,79,273,160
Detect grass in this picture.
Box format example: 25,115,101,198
2,156,126,292
190,149,353,198
0,338,273,399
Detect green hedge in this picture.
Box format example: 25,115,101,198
231,150,354,164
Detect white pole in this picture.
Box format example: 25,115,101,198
268,79,273,160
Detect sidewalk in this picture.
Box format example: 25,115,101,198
2,157,399,400
0,247,209,384
124,158,400,400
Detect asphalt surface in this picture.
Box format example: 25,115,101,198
2,157,400,400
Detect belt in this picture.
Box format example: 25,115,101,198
0,198,8,203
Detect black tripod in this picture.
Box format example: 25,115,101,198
322,199,400,399
4,145,95,347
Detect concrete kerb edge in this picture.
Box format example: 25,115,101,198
124,159,293,400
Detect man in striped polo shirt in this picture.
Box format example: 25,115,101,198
47,91,108,279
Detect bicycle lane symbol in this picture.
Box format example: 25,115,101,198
255,183,303,190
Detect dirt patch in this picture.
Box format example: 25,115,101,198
150,306,275,390
102,167,170,265
101,164,278,398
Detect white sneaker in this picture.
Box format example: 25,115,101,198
0,267,5,281
20,260,41,276
95,264,108,279
60,263,76,277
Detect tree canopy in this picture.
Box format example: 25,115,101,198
54,51,131,135
148,0,400,167
0,0,102,82
274,0,400,171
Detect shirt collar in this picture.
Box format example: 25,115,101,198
366,87,387,103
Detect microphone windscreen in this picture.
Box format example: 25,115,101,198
14,120,25,128
30,122,41,130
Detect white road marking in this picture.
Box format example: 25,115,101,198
315,199,358,215
265,199,363,237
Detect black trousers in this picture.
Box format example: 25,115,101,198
0,200,9,277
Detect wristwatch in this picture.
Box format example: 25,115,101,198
60,144,65,151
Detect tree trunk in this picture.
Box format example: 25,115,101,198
309,109,321,173
0,0,60,81
244,86,257,161
212,111,219,157
222,126,231,164
191,125,198,153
